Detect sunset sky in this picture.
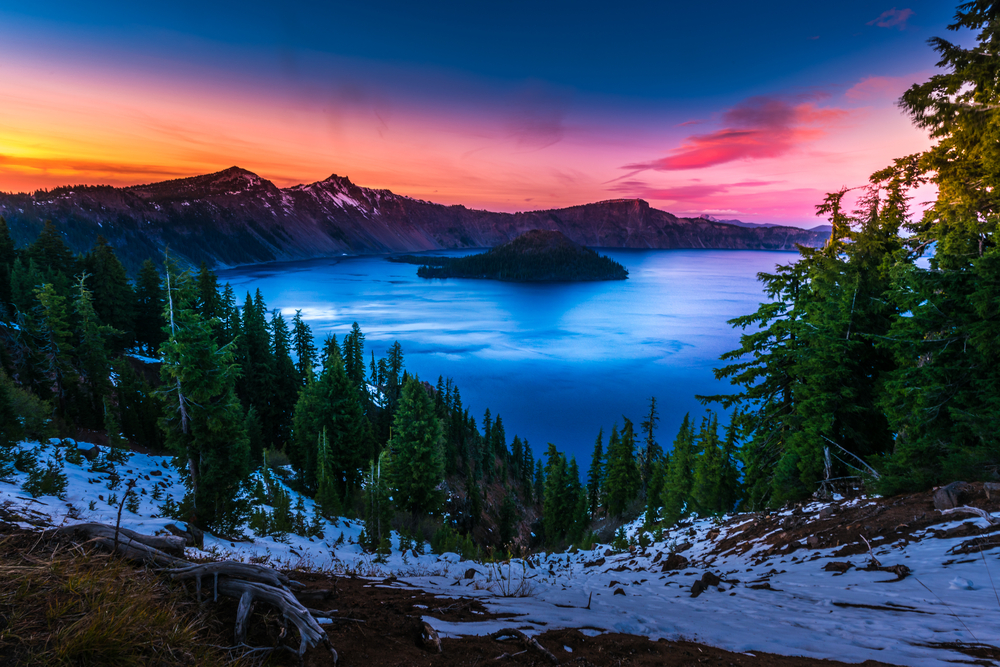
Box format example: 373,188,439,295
0,1,962,225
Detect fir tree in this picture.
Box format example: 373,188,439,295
342,322,366,396
72,275,116,427
661,414,696,525
81,236,135,350
291,310,316,381
586,427,604,518
387,376,445,517
639,396,661,499
269,310,299,453
33,283,77,417
604,421,640,517
0,217,16,317
134,260,166,354
692,413,723,515
291,344,368,496
159,257,250,528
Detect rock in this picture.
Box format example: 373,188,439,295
77,443,100,462
149,469,162,477
464,568,478,580
613,588,625,596
652,552,663,564
933,482,969,510
819,507,834,519
701,572,721,587
807,535,820,549
674,541,692,553
822,561,853,574
690,580,707,598
583,557,606,568
985,482,1000,500
661,553,689,571
604,549,613,557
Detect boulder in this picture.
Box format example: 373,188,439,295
933,482,969,510
701,571,721,587
77,443,100,462
661,553,689,571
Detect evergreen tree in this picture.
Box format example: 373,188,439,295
113,357,163,450
159,257,250,528
291,344,368,496
661,414,696,525
291,310,315,381
639,397,661,499
604,420,640,516
10,258,43,316
342,322,367,395
81,236,135,350
533,459,544,505
0,217,16,317
33,283,77,417
72,275,116,427
387,376,445,517
876,3,1000,490
134,260,166,354
586,427,604,518
25,221,77,295
269,310,299,453
195,262,220,321
236,290,276,454
692,413,723,515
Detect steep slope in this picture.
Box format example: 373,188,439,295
0,167,829,272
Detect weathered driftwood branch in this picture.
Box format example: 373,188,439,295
217,578,338,664
45,522,187,555
163,561,302,600
938,505,999,525
489,628,558,664
43,523,187,567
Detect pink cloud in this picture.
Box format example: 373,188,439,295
845,75,912,101
623,95,848,172
867,7,913,30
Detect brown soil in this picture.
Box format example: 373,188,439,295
697,482,1000,565
6,481,998,667
199,571,904,667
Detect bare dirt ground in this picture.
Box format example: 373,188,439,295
4,482,998,666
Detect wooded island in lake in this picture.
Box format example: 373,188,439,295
391,229,629,281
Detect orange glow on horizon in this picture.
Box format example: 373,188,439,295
0,40,934,223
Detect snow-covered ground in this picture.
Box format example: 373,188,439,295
2,439,998,667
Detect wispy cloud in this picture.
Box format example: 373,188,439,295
845,75,912,101
867,7,913,30
621,94,848,173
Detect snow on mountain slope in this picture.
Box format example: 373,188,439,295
1,438,997,666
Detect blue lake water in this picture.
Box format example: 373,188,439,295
218,249,792,466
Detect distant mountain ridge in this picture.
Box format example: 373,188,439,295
0,167,829,273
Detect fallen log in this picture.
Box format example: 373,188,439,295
44,522,187,556
43,523,187,567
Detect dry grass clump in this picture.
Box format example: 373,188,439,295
0,532,246,666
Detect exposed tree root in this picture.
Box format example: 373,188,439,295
489,628,559,664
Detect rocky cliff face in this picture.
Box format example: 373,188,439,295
0,167,828,272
